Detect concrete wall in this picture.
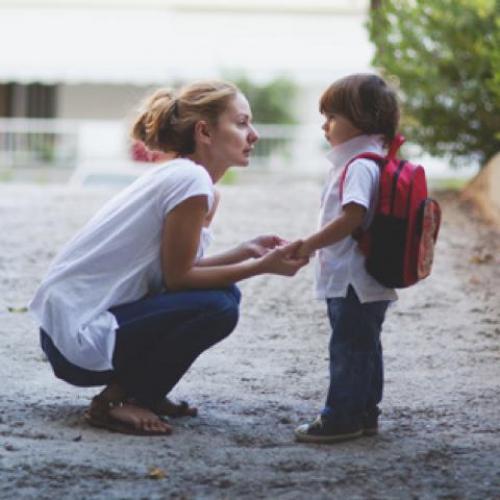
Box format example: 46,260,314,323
58,84,153,120
58,82,324,122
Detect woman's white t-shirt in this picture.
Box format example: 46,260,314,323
315,135,398,303
29,158,214,371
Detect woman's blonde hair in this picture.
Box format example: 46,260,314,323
319,73,400,147
131,80,239,155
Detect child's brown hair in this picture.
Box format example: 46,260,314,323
319,74,400,147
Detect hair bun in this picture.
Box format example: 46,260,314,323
131,80,239,155
131,89,177,151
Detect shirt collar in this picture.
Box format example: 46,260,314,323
326,134,385,168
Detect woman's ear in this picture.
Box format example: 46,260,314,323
194,120,212,146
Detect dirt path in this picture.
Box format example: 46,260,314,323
0,176,498,499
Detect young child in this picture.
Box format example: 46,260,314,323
294,74,400,443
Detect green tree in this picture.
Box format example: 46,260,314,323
230,75,298,124
368,0,500,166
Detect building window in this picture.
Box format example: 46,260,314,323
0,83,57,118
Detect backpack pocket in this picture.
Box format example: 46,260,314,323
365,214,407,288
416,199,441,280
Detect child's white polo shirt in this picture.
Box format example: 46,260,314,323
315,135,398,303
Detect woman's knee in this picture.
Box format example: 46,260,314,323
216,290,240,333
202,289,240,340
227,284,242,304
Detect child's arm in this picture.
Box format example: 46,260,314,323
295,202,366,258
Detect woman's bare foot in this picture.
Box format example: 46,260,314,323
150,398,198,418
108,403,172,434
85,382,172,435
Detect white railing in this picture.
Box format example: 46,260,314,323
0,118,328,184
0,118,80,169
0,117,471,185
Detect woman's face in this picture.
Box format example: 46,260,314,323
209,93,259,168
322,113,362,147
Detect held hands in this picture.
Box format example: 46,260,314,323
257,239,309,277
291,240,315,259
242,234,289,259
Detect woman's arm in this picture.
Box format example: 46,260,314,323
196,235,287,267
162,196,307,291
196,246,253,267
203,188,220,227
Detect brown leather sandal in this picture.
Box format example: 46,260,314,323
151,398,198,418
84,395,172,436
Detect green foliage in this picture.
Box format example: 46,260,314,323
220,168,239,185
429,176,470,191
0,169,13,182
368,0,500,166
229,75,298,124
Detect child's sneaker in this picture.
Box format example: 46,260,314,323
294,415,363,444
362,407,381,436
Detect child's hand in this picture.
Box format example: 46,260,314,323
293,241,315,259
257,240,309,276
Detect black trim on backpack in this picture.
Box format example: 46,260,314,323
390,160,406,215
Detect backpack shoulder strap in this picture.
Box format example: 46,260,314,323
339,152,385,201
339,134,406,201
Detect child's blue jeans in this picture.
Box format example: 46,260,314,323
321,285,390,426
41,285,241,406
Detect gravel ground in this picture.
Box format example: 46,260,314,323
0,173,499,499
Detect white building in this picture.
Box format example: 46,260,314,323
0,0,372,116
0,0,378,178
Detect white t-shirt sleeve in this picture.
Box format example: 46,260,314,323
158,162,214,217
342,159,378,210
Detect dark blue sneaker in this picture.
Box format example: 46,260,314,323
294,415,363,444
362,407,381,436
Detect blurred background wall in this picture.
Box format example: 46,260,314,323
0,0,477,184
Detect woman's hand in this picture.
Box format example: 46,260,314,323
242,234,288,259
197,235,289,268
256,240,309,276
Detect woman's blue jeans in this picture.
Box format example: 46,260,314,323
41,285,241,406
321,285,390,426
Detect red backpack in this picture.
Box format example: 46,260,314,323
340,134,441,288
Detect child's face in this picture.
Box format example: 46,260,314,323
322,113,362,147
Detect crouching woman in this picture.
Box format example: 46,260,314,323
29,80,307,436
